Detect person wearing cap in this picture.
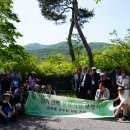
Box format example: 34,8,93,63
90,67,100,100
113,86,130,121
41,85,46,94
95,82,110,101
0,91,16,124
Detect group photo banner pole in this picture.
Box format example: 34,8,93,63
25,92,114,118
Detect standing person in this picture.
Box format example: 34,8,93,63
116,70,130,98
90,67,100,100
0,73,6,101
110,67,122,98
1,73,11,95
113,86,130,121
0,91,16,124
95,82,110,101
46,84,56,95
80,66,92,99
104,68,111,78
72,68,83,98
28,71,40,91
10,70,21,94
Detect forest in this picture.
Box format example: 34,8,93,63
0,0,130,77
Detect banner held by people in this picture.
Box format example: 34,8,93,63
25,92,114,118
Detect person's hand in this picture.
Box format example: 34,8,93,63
87,90,90,94
114,110,119,117
12,109,15,115
113,99,116,103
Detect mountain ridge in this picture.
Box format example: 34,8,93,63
24,42,111,50
24,42,111,61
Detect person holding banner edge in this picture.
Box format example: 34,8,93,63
113,86,130,121
95,82,110,101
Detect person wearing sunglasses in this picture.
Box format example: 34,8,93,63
113,86,130,121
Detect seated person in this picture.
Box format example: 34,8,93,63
95,82,110,101
113,86,130,121
13,83,26,115
0,91,16,124
46,84,56,95
40,85,46,94
31,84,40,93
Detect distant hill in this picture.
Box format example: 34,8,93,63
24,42,68,50
24,42,111,61
89,42,111,50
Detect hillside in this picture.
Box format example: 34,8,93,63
24,42,111,61
24,42,68,50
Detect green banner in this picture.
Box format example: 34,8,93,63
25,92,114,118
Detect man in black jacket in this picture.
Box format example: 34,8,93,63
80,66,92,100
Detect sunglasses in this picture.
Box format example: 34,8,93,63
118,89,123,91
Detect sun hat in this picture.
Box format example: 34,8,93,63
92,67,97,70
3,91,12,96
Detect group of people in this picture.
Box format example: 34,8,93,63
0,67,130,124
0,70,56,124
73,66,130,121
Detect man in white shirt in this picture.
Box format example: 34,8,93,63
113,86,130,121
95,82,110,101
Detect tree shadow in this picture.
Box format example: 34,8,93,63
0,115,61,130
92,117,117,122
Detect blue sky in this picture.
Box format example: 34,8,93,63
13,0,130,45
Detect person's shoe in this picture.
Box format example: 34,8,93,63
122,116,128,121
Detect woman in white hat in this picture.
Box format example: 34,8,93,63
0,91,16,124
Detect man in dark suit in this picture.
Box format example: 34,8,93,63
90,67,100,100
80,66,92,99
73,68,83,98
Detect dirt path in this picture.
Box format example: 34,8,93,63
0,115,130,130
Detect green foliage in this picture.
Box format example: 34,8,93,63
0,0,23,69
93,29,130,71
37,54,75,76
71,34,83,63
0,0,22,45
94,0,101,4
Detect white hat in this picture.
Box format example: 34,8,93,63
117,86,124,91
3,91,12,96
96,69,101,74
41,85,46,89
100,73,105,76
31,71,36,74
92,67,97,70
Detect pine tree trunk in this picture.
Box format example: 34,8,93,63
67,9,75,62
73,0,94,67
